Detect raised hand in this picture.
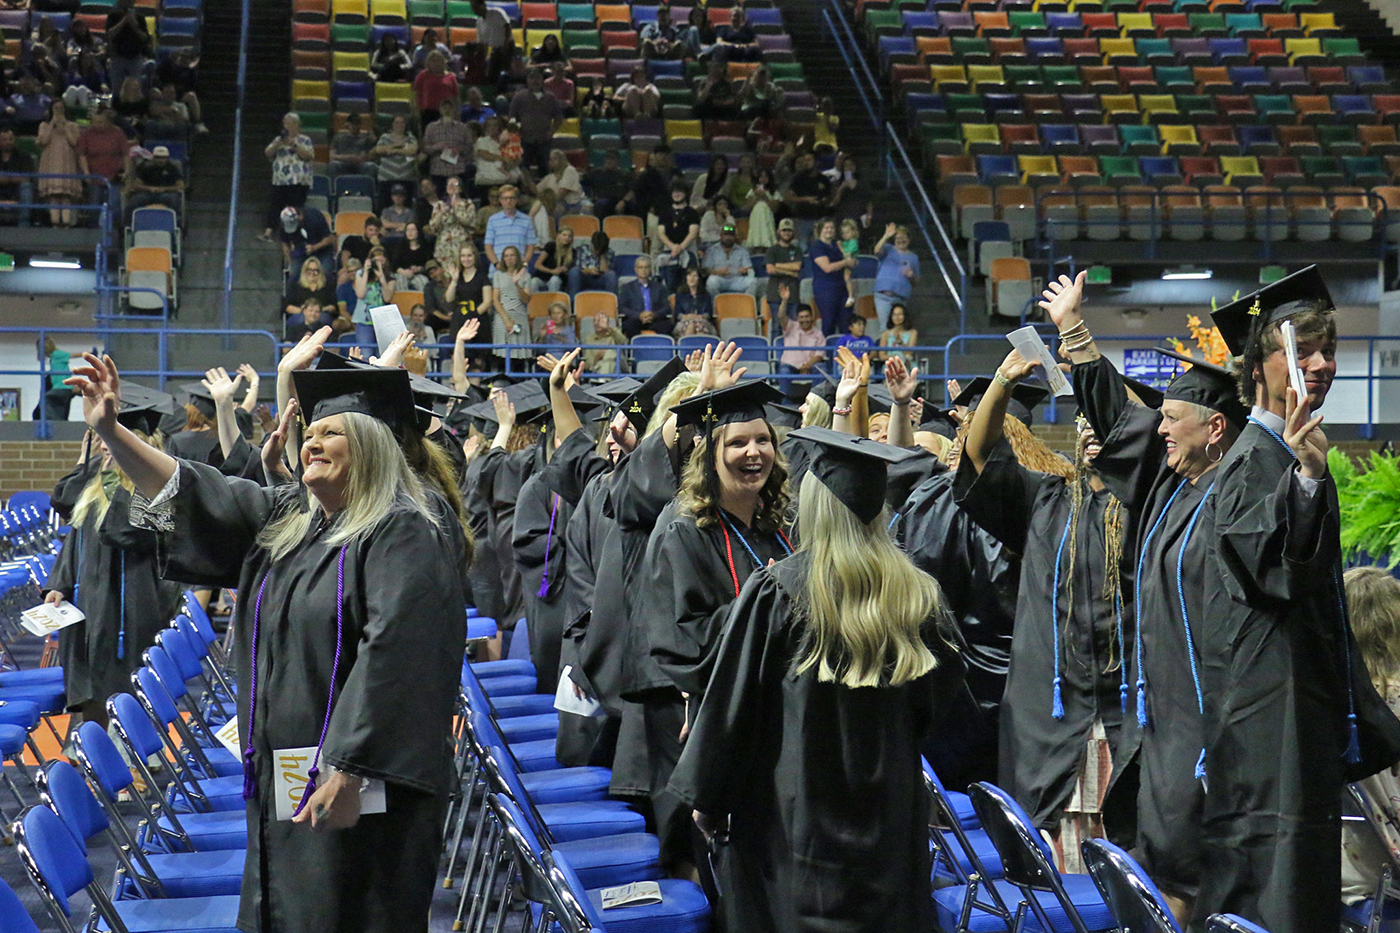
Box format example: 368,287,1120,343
372,331,416,369
261,397,298,481
64,352,121,434
550,347,582,391
202,366,243,408
278,326,332,374
698,340,747,392
684,347,706,373
536,352,562,373
237,363,260,387
997,347,1041,384
885,355,919,405
835,355,862,410
491,387,516,430
908,396,924,426
456,318,481,343
1037,271,1087,332
1284,385,1328,480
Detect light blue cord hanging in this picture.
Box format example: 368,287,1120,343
1176,483,1214,781
117,550,126,661
1248,415,1360,764
1050,504,1075,720
1134,477,1191,729
887,512,900,533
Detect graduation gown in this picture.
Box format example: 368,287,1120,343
45,482,183,710
462,453,504,622
1193,420,1400,933
1073,356,1214,894
151,461,465,933
477,444,543,631
893,471,1019,790
669,552,965,933
51,457,100,520
954,441,1133,830
165,429,221,465
512,473,573,694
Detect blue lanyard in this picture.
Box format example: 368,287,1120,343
1133,476,1191,728
1050,501,1074,720
720,512,791,572
1177,481,1213,780
117,550,126,660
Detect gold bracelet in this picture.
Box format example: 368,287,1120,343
993,370,1012,389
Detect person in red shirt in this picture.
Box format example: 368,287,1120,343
76,106,131,185
412,50,458,126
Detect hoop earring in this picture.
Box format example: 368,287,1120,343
1206,441,1223,463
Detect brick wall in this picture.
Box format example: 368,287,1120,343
0,440,83,501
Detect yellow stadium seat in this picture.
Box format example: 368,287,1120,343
962,123,1002,154
332,0,368,22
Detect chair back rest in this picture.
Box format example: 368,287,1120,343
145,644,190,701
487,793,557,907
15,805,92,915
38,759,109,848
545,850,609,931
70,722,133,801
108,692,165,761
174,615,210,660
135,666,181,726
1206,916,1271,933
0,877,40,933
1080,838,1185,933
481,742,552,843
157,628,204,682
968,782,1060,890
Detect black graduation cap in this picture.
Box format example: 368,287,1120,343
522,383,604,426
670,380,785,432
290,367,417,439
764,401,803,429
918,405,960,440
590,377,643,406
117,383,177,436
464,382,551,429
952,377,1050,427
1123,377,1165,411
619,356,687,433
865,383,896,416
180,382,216,420
316,350,467,431
1153,347,1248,428
1209,265,1334,358
788,426,924,524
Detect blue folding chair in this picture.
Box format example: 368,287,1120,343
134,667,241,780
0,876,40,933
1207,916,1271,933
545,849,710,933
108,692,244,815
14,804,241,933
1080,838,1183,933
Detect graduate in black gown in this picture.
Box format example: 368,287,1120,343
50,431,101,521
1192,268,1400,933
43,387,184,730
955,352,1137,871
165,382,225,464
670,426,965,933
638,380,794,869
66,355,466,933
1040,270,1249,919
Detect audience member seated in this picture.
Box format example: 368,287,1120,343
543,63,574,114
472,114,521,190
712,7,760,62
772,285,825,401
578,76,613,119
6,75,52,136
66,19,104,61
538,299,577,345
411,28,453,73
378,183,413,237
458,86,495,127
739,66,783,120
509,68,563,178
614,65,660,120
262,111,314,241
422,107,473,194
413,51,458,126
529,34,570,71
279,204,336,278
283,256,337,320
784,151,838,238
427,174,476,265
673,265,716,337
111,75,147,136
582,149,629,218
371,33,412,83
340,215,385,267
413,175,441,229
0,128,34,224
532,225,575,292
105,0,151,94
684,6,716,59
583,311,625,373
145,84,193,146
836,314,875,355
704,223,756,296
406,302,437,345
694,61,740,121
619,254,672,337
699,196,736,249
747,166,784,245
25,43,64,97
331,112,378,181
641,6,687,60
537,148,586,219
123,144,184,227
388,220,432,289
878,301,916,364
63,50,108,109
371,114,418,207
335,255,360,312
569,229,616,295
483,183,534,270
826,152,871,223
156,49,203,131
284,294,339,341
690,154,731,210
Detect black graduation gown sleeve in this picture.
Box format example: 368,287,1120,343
1073,356,1168,513
607,430,678,532
541,427,611,507
154,460,288,589
512,474,572,693
952,436,1045,554
884,449,946,516
50,457,99,520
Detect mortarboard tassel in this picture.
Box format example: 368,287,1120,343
1345,712,1361,765
1136,680,1148,729
1120,681,1128,715
1194,748,1207,782
1052,676,1064,720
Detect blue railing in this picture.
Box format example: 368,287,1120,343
221,0,252,337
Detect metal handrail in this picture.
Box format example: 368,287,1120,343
221,0,252,335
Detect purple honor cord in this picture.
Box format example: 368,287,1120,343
537,494,559,599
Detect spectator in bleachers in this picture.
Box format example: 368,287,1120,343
25,44,64,96
411,28,452,73
458,85,495,126
698,195,734,249
878,302,916,364
619,253,672,338
490,244,531,365
146,84,192,142
619,144,677,237
694,61,740,121
531,225,575,293
63,50,108,109
483,183,534,271
104,0,150,96
111,75,147,136
349,246,397,345
508,68,563,179
578,76,613,119
539,299,576,345
406,302,437,345
421,258,453,334
726,153,758,214
472,0,514,92
371,33,412,84
543,63,575,114
537,148,586,219
745,166,783,247
582,149,628,218
283,256,337,324
691,154,732,211
443,243,492,358
569,229,615,295
370,113,418,207
426,174,476,264
278,204,336,277
739,66,783,120
389,220,432,289
34,18,66,65
124,144,184,226
0,128,34,223
772,284,824,402
641,6,687,61
764,217,803,314
704,223,756,297
75,106,128,185
66,19,103,61
34,337,71,421
809,216,856,335
582,311,625,373
712,7,760,63
871,222,919,333
683,6,717,59
413,175,441,229
613,65,660,120
673,265,716,337
6,74,52,136
283,294,335,342
330,112,377,182
826,152,871,225
413,50,458,127
472,114,522,190
335,255,360,314
653,179,699,288
836,314,875,356
261,112,314,242
379,183,413,237
339,214,385,266
156,49,203,133
784,151,836,241
421,105,473,194
38,99,80,227
529,34,570,71
812,96,840,154
837,217,861,309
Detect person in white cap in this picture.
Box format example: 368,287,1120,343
123,142,184,225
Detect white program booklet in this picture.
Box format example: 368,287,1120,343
600,881,662,910
273,746,387,821
1006,325,1073,397
554,666,604,719
214,716,241,756
20,600,84,637
369,304,407,357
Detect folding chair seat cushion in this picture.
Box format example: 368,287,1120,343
141,848,247,898
537,799,647,842
506,736,563,773
471,659,536,679
935,827,1006,882
0,685,65,712
0,699,40,728
552,832,664,889
487,693,557,718
496,712,560,744
0,668,64,685
108,894,243,932
935,876,1115,932
541,851,709,933
477,674,538,698
466,616,498,640
518,765,613,805
153,809,248,851
166,773,248,814
0,723,26,757
948,790,980,830
184,744,242,779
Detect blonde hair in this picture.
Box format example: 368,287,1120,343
642,371,701,438
839,218,859,239
298,258,324,289
257,412,439,562
676,421,790,534
802,393,831,429
72,431,163,528
1345,566,1400,687
794,472,944,688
